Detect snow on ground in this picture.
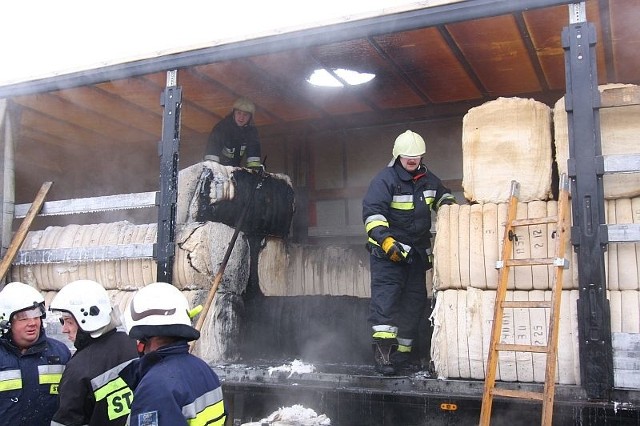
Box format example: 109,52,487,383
268,359,316,377
241,404,331,426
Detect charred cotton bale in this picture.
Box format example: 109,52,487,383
179,161,295,238
462,97,553,203
555,83,640,199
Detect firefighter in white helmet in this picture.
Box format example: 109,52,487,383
0,282,71,426
363,130,456,375
204,96,263,170
119,282,226,426
50,279,137,426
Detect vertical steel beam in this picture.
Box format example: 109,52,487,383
155,70,182,284
561,3,613,400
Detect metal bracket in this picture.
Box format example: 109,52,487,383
568,2,586,24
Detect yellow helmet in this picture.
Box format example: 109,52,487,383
233,97,256,115
392,130,426,158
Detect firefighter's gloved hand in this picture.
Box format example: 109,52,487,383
381,237,411,263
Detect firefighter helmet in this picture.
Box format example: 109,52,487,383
392,130,426,158
50,280,113,337
232,97,256,115
123,282,200,341
0,282,45,327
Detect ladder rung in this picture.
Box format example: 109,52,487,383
503,257,567,267
491,387,544,401
502,300,552,309
495,343,549,353
510,216,557,227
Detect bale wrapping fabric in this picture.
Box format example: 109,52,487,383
462,97,552,203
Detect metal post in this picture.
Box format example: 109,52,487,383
561,2,613,400
155,70,182,283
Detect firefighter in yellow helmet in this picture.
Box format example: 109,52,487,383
362,130,456,375
119,282,226,426
204,97,263,170
0,282,71,426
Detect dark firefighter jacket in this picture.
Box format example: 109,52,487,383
120,340,226,426
0,329,71,426
363,160,455,263
51,329,138,426
204,114,261,167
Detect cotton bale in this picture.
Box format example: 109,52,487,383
462,97,553,203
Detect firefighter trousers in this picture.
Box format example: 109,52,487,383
368,251,428,342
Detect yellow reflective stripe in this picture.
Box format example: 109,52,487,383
183,388,226,426
0,378,22,392
397,344,412,353
92,360,136,400
372,331,396,339
391,195,413,210
364,214,388,233
186,400,226,426
365,220,388,233
39,373,62,385
38,364,65,385
368,237,380,247
94,376,129,401
390,201,413,210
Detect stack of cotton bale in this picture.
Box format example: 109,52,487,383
431,94,640,386
555,83,640,388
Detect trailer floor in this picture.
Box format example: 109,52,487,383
215,362,640,425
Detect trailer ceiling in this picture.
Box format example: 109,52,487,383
3,0,639,160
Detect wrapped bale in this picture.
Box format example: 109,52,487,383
433,197,640,291
433,201,577,291
555,83,640,199
257,238,371,297
462,97,553,203
430,288,581,384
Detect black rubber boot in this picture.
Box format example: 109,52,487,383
390,350,421,375
373,339,397,376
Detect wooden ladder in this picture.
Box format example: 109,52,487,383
479,173,571,426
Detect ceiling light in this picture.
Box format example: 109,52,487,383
307,68,375,87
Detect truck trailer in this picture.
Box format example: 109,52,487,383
1,1,639,424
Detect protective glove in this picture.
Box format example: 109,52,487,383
381,237,411,263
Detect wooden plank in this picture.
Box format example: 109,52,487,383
0,182,52,281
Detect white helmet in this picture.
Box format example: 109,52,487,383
392,130,426,158
0,282,46,328
123,282,200,342
232,97,256,115
50,280,112,337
